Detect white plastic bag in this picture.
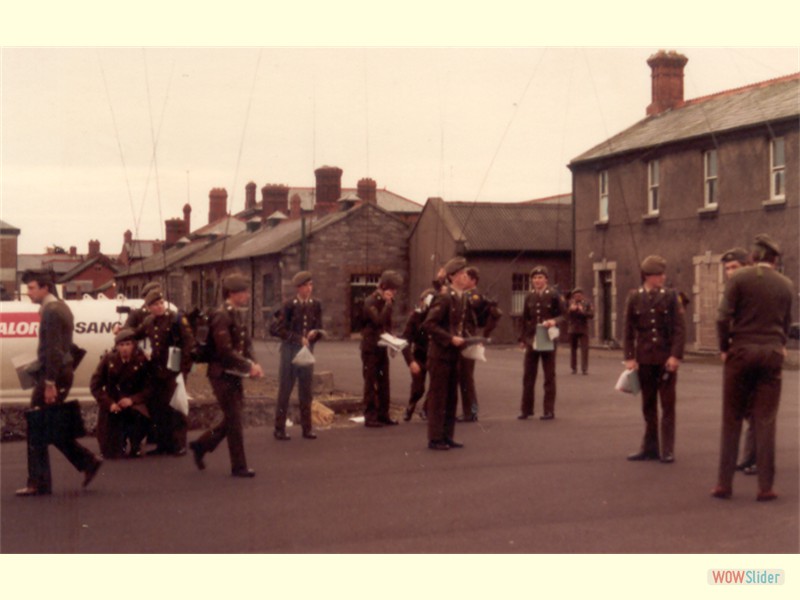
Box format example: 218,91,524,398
615,368,641,395
170,373,190,416
461,343,487,362
292,345,316,367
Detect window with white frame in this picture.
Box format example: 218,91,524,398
771,137,785,200
511,273,531,315
647,160,660,214
704,149,718,207
599,170,609,221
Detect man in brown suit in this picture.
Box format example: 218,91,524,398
624,256,686,464
189,273,264,477
423,257,476,450
711,235,794,502
16,270,102,496
360,270,403,427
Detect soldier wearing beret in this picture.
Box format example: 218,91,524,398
712,235,794,502
123,281,162,330
457,266,502,422
360,270,403,427
719,248,757,474
190,273,264,478
422,257,476,449
518,265,565,421
624,255,686,463
270,270,323,441
133,289,195,456
567,287,594,375
90,328,152,459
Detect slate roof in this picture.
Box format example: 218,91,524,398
1,219,21,234
571,73,800,165
58,255,120,283
115,237,224,277
427,199,572,253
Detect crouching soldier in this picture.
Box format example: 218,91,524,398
90,328,152,459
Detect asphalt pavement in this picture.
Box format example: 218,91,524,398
2,341,798,555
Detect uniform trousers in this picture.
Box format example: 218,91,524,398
275,342,313,433
637,364,677,456
427,355,459,442
406,360,428,414
97,408,149,458
520,348,557,416
362,348,390,422
569,333,590,373
148,375,187,452
458,356,478,417
193,374,248,472
27,371,97,492
717,345,783,492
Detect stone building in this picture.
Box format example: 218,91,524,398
408,196,573,344
569,51,799,350
0,219,20,300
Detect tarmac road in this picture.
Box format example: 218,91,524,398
1,341,798,555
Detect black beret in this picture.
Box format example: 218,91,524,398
141,282,161,298
379,270,403,290
753,233,781,256
144,289,164,306
443,257,468,276
640,255,667,275
114,327,136,344
720,248,749,265
222,273,250,294
530,265,549,278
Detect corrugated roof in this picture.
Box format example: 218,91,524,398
440,201,573,253
571,73,800,165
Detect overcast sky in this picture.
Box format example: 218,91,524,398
2,46,798,255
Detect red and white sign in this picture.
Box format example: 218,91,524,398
0,313,40,338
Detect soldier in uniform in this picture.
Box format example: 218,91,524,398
270,270,323,441
134,289,195,456
423,257,476,450
711,235,794,502
360,270,403,427
123,281,161,330
567,287,594,375
457,266,502,422
16,270,103,496
623,255,686,464
719,248,758,475
518,265,565,420
401,288,436,421
90,328,152,459
189,273,264,478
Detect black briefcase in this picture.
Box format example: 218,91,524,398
25,401,87,445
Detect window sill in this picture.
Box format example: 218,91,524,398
697,205,718,219
762,198,786,210
642,213,660,224
594,220,609,230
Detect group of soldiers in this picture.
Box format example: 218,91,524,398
15,232,794,503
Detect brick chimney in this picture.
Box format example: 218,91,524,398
124,230,133,244
165,218,187,247
245,181,257,211
261,184,290,221
208,188,228,224
183,203,192,234
357,178,377,204
314,166,343,215
290,194,303,220
646,50,688,116
88,240,100,257
69,246,77,256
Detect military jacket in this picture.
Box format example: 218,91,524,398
270,297,323,348
90,347,151,414
423,289,476,362
519,287,565,343
207,302,254,378
136,311,195,378
466,289,502,338
401,308,430,365
360,290,393,353
624,286,686,364
566,299,595,335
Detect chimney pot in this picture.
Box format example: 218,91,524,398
290,194,303,220
314,166,343,215
208,188,228,224
357,178,378,204
261,184,290,222
124,230,133,244
245,182,257,210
